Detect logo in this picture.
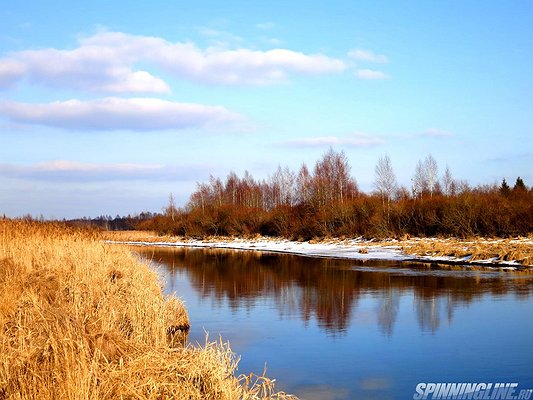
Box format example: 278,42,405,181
413,383,533,400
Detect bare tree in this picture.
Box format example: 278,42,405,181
374,154,397,223
241,170,255,207
412,154,439,198
312,148,357,206
269,165,296,207
225,171,239,206
164,193,178,222
296,163,312,204
192,183,209,213
412,160,426,198
424,154,439,197
442,165,456,196
209,175,224,207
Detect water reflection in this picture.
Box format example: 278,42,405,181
377,287,400,336
135,246,533,335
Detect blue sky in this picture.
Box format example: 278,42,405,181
1,1,532,218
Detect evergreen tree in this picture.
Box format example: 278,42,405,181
513,177,527,192
499,178,511,196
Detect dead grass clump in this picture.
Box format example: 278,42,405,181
397,237,533,266
0,220,295,399
101,229,161,243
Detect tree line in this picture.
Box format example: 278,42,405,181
65,212,156,230
137,148,532,238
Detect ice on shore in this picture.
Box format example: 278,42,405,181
109,236,525,270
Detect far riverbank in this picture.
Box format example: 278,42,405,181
104,231,533,270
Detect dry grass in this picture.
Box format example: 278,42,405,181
102,231,267,244
390,237,533,266
101,230,162,243
0,220,295,400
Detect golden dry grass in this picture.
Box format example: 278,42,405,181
101,230,162,243
390,237,533,266
0,220,295,400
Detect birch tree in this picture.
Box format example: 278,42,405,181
312,148,357,206
442,165,456,196
225,171,239,206
374,154,397,223
296,163,312,204
424,154,439,197
412,160,426,198
412,154,439,198
165,193,178,222
269,165,296,207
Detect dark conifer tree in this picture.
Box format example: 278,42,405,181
513,177,527,192
499,178,511,196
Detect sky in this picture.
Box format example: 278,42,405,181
1,1,532,218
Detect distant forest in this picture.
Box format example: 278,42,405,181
76,149,533,238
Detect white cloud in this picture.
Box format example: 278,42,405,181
175,48,345,85
348,49,389,63
196,27,243,48
422,128,454,138
263,37,284,46
35,160,162,173
355,69,389,80
0,31,346,91
281,133,386,148
256,22,276,30
101,69,170,93
0,46,171,94
0,160,211,182
0,97,245,131
0,59,27,88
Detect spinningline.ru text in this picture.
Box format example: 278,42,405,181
413,383,532,400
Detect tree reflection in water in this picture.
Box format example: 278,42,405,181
134,247,532,335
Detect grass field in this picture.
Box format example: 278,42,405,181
0,220,294,399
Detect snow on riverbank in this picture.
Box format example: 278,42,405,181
107,234,532,270
122,237,408,261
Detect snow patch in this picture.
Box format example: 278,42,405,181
106,236,528,270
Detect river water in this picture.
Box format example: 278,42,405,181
134,246,533,399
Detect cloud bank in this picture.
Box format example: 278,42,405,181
281,133,386,148
0,31,347,92
422,128,454,138
348,49,390,80
348,49,389,64
0,160,210,182
355,69,389,80
0,97,244,131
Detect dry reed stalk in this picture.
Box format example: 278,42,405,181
0,220,295,399
101,230,162,243
394,237,533,266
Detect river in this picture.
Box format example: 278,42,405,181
134,246,533,399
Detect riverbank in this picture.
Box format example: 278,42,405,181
104,231,533,269
0,220,294,399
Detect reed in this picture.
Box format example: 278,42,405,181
397,237,533,266
0,220,294,399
